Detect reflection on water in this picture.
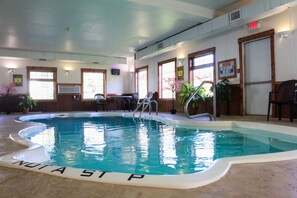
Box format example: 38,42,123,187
159,125,177,169
27,117,297,175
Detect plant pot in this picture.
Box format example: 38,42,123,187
23,108,29,114
187,107,198,115
170,109,176,114
216,111,221,117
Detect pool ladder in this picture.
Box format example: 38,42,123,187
184,81,216,121
133,92,158,119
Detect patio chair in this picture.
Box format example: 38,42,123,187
133,92,158,118
267,80,297,122
94,93,108,111
123,93,139,112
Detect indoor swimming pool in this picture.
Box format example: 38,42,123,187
1,112,297,189
22,116,297,175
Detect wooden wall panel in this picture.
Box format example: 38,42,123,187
5,85,293,118
34,95,95,112
157,100,172,112
229,85,241,115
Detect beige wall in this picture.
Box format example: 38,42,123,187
136,6,297,92
0,59,131,94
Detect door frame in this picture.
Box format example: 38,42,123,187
238,29,275,115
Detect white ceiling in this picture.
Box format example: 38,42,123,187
0,0,253,59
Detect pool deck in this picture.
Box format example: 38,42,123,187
1,112,297,198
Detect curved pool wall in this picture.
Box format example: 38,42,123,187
0,112,297,189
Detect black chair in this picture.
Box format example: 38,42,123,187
124,93,139,112
267,80,297,122
94,94,108,111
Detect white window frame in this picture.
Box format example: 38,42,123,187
192,54,214,87
27,66,57,101
81,68,107,100
135,66,148,99
189,48,215,95
158,58,176,99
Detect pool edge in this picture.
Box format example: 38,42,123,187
1,112,297,189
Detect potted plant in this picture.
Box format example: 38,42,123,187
19,96,37,114
164,78,182,114
213,78,231,117
178,82,206,115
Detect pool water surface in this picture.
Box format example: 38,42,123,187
23,116,297,175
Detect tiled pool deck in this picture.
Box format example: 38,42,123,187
0,112,297,198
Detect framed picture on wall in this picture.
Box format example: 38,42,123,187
13,74,23,87
218,58,237,79
177,66,184,80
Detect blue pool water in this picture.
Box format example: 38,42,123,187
24,117,297,175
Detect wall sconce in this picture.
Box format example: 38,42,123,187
178,58,185,66
8,68,16,74
129,66,135,73
65,70,70,75
278,30,293,39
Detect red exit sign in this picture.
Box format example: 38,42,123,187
249,20,260,30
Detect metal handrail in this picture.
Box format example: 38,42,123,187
133,92,158,119
184,81,216,120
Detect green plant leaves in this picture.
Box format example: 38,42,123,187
215,78,231,103
19,96,37,110
178,82,207,109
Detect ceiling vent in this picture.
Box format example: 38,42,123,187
229,9,241,23
157,42,164,50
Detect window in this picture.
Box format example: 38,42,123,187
193,54,214,87
189,48,215,95
158,58,176,99
27,67,57,100
81,68,107,100
135,66,148,99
